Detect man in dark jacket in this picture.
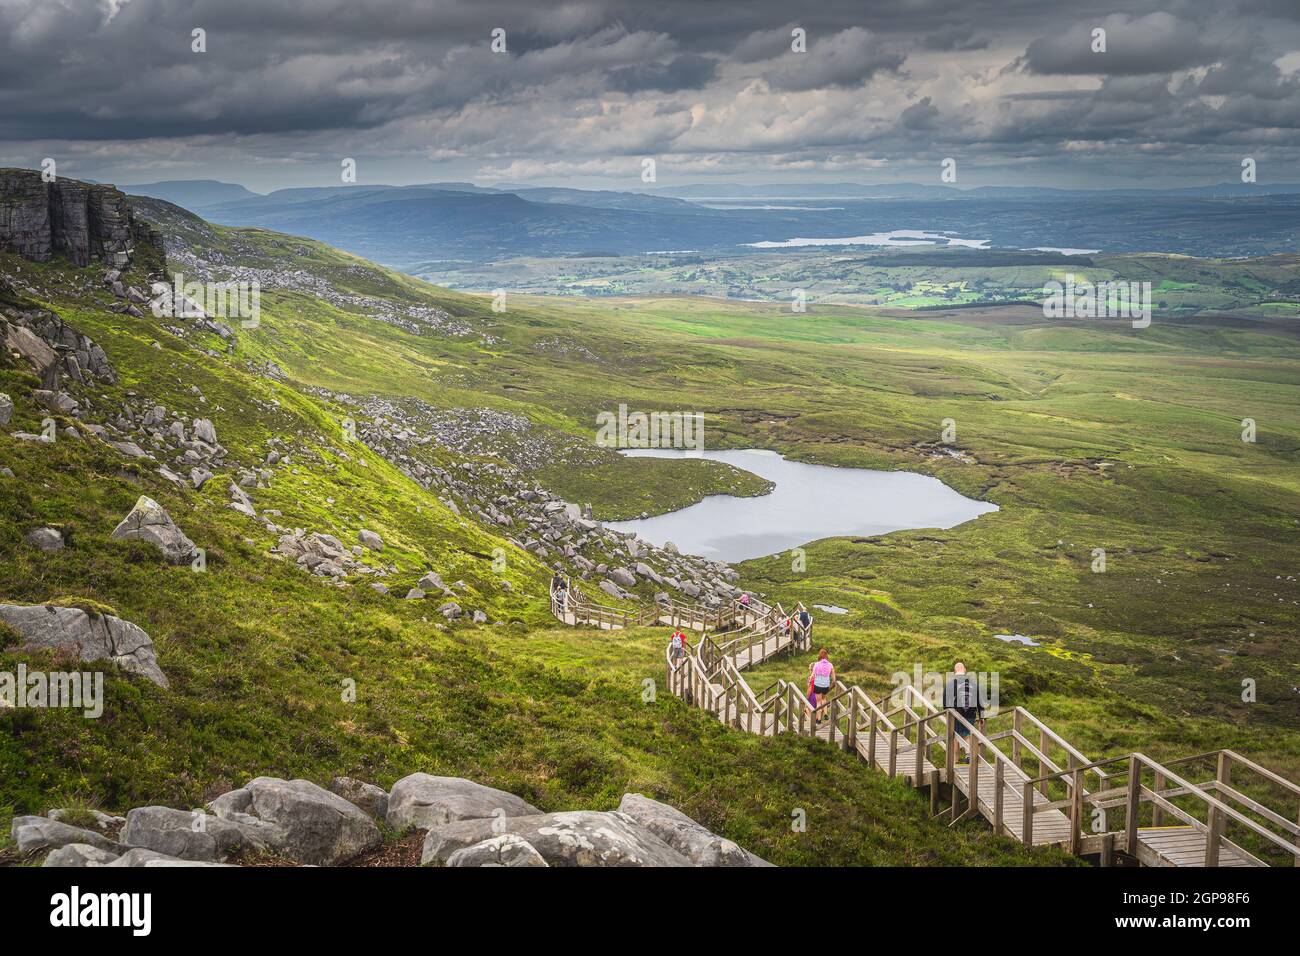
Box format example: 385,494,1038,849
944,662,983,765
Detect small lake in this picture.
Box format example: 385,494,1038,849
606,448,998,562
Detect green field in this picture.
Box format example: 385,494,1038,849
416,249,1300,317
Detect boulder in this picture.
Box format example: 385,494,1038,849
24,527,63,552
445,835,548,868
416,571,446,592
110,495,197,564
121,806,267,862
0,603,168,687
328,777,389,821
109,440,149,459
10,816,118,855
610,566,637,588
206,777,380,866
358,529,384,551
192,418,217,445
617,793,770,866
421,811,690,867
0,392,12,426
386,774,539,832
107,848,234,868
599,579,629,601
42,843,122,867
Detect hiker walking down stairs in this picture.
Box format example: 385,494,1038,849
944,662,984,765
808,648,835,726
668,628,689,670
551,571,568,614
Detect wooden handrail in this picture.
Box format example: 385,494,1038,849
580,583,1300,866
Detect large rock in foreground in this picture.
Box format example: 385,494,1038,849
421,810,691,867
0,603,168,687
110,495,197,564
10,815,119,855
121,806,267,862
617,793,771,866
207,777,380,866
445,834,548,867
386,773,540,832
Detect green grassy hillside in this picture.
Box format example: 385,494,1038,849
3,204,1297,865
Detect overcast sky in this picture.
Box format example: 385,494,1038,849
2,0,1299,192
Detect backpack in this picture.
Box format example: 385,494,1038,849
671,632,685,649
950,674,977,709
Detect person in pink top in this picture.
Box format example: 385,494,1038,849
807,648,836,725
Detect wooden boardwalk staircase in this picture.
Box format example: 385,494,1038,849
550,581,1300,867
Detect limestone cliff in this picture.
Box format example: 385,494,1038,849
0,168,159,268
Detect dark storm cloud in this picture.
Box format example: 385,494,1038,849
1015,13,1221,76
921,26,990,52
606,54,719,92
0,0,1298,188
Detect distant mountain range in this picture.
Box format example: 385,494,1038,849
121,179,1300,266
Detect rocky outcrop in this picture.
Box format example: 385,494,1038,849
10,816,119,855
121,806,267,863
386,773,540,831
617,793,771,866
206,777,381,866
421,810,691,867
20,774,768,868
0,169,150,268
110,495,197,565
272,530,380,580
445,834,548,867
1,302,117,392
42,844,122,867
24,527,63,552
329,777,388,821
0,603,168,687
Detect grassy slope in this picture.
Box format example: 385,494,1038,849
4,213,1297,863
0,242,1068,866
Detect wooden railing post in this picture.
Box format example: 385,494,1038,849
848,693,859,754
1012,709,1023,769
889,728,899,778
1205,805,1224,867
945,715,956,784
1022,782,1035,845
994,761,1004,835
1125,757,1141,856
1152,770,1165,828
914,718,925,783
1038,728,1050,797
1069,768,1084,856
867,711,878,769
1204,752,1231,867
